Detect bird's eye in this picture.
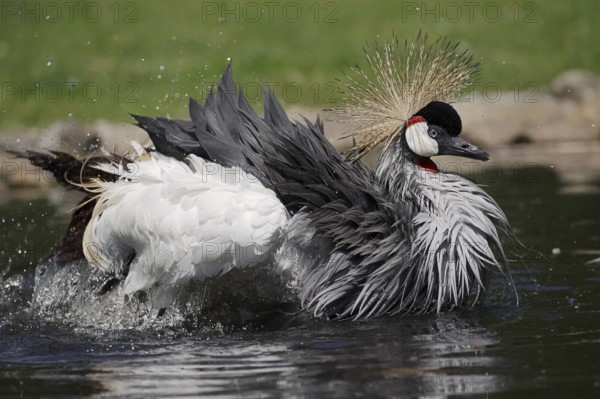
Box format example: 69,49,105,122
428,127,440,139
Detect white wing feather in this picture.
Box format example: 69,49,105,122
83,149,288,295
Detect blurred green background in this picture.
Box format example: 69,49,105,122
0,0,597,130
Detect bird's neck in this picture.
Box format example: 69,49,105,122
375,137,437,204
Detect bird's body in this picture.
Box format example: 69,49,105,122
15,34,515,320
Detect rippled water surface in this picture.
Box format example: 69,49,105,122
1,167,600,398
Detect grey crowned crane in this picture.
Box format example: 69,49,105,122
14,34,515,320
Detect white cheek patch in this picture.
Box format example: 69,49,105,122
405,119,439,157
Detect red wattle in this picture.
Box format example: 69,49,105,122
416,157,438,173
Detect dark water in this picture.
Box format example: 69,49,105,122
1,167,600,398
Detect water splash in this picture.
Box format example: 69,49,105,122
31,258,299,333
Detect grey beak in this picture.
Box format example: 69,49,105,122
437,136,489,161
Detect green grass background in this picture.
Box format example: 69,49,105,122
0,0,597,130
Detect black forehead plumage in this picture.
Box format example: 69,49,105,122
414,101,462,136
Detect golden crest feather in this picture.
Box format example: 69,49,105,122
333,32,479,159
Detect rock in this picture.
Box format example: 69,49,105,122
2,69,600,195
92,119,148,151
549,69,600,103
36,121,102,155
454,94,564,146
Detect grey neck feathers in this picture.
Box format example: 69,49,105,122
375,136,421,204
372,135,514,314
